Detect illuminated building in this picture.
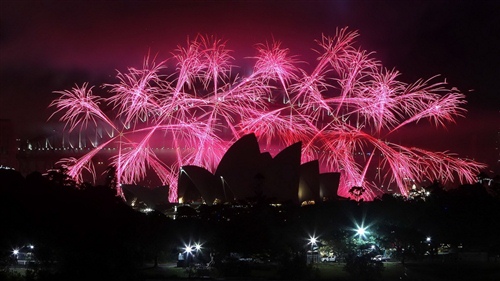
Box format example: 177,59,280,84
177,134,340,205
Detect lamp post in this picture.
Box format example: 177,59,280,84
183,245,193,267
308,236,318,264
12,249,19,258
425,236,434,259
194,243,202,264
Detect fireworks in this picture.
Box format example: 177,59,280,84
49,29,485,202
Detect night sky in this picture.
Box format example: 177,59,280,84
1,0,499,171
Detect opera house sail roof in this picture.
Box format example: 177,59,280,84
178,134,340,205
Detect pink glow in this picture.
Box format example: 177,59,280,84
49,30,486,202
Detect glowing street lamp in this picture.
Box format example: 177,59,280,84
194,243,202,251
309,236,318,246
308,235,318,252
11,248,20,265
353,222,370,240
426,237,431,243
307,235,319,264
355,226,369,240
357,227,366,237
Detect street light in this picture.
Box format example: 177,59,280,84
12,249,19,264
354,225,369,240
357,227,366,237
307,235,318,264
309,236,317,246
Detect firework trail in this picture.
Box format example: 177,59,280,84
50,29,485,202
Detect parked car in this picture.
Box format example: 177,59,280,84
371,255,390,262
321,255,336,262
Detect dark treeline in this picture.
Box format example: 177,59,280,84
0,169,174,280
1,168,500,280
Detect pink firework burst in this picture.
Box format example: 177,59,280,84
49,30,485,202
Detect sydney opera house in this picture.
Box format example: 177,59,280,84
176,134,340,206
122,134,340,209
